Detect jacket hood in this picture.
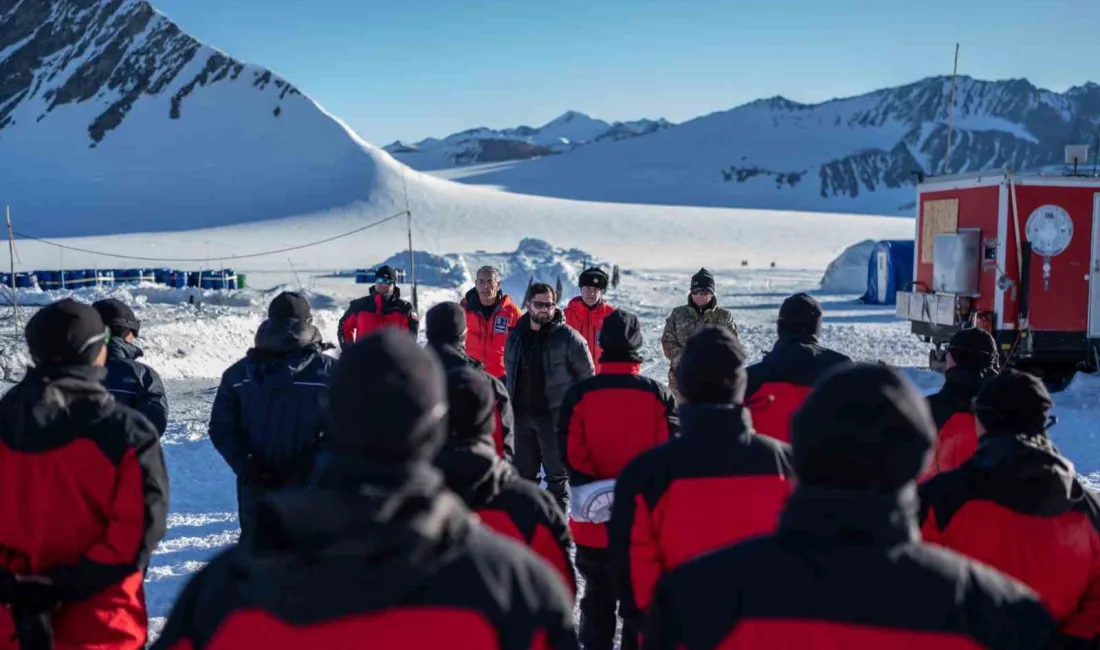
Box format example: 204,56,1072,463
427,342,484,373
942,365,994,397
761,335,847,384
106,337,144,361
251,317,326,357
779,483,920,547
243,461,470,609
10,365,111,446
678,403,754,441
968,434,1079,516
434,443,512,509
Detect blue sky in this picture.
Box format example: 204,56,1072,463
154,0,1099,145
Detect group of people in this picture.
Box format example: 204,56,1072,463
0,263,1098,650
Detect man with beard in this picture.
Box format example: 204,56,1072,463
462,265,522,379
660,268,738,403
338,265,419,347
505,282,594,512
209,292,337,541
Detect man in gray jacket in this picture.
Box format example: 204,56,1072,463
505,282,594,512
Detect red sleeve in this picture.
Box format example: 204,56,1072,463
51,429,169,602
609,470,662,634
1062,522,1100,641
920,505,944,545
558,387,597,485
339,310,357,346
532,522,576,596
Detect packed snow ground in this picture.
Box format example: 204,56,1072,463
3,264,1100,640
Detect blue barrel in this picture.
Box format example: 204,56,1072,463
153,268,174,284
14,272,36,288
116,269,147,285
94,270,114,286
165,271,186,288
0,273,9,287
200,269,238,290
355,269,371,284
34,271,60,290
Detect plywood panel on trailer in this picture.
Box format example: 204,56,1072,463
921,199,959,263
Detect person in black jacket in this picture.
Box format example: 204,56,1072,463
425,301,515,461
92,298,169,436
0,299,168,649
644,364,1055,650
208,291,337,541
153,330,578,650
435,365,575,592
504,282,594,512
743,293,850,443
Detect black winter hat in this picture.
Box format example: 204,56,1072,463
676,326,748,404
92,298,141,336
690,268,716,294
374,265,396,283
267,291,312,322
599,309,644,364
445,366,496,444
426,302,467,346
791,363,934,492
325,329,448,463
26,299,109,367
974,368,1054,436
948,328,998,370
579,267,609,291
778,293,823,337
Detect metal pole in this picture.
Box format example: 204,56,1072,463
6,206,19,329
407,209,417,312
943,43,960,175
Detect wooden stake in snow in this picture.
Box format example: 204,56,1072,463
6,205,19,329
943,43,960,175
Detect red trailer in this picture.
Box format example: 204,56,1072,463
896,164,1100,391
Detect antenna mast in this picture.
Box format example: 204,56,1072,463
943,43,960,175
401,165,417,312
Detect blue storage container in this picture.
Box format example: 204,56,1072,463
165,271,187,288
34,271,61,290
14,272,36,289
200,269,238,290
355,269,371,284
153,268,174,285
94,270,114,286
863,240,916,305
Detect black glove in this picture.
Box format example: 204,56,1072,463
10,577,58,650
12,578,59,613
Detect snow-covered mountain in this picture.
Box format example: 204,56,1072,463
0,0,407,237
440,76,1100,215
385,111,673,170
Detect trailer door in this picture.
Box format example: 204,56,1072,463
1090,193,1100,338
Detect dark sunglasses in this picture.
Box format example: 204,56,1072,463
375,278,395,285
530,300,555,310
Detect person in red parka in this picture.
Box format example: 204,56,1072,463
920,369,1100,647
917,327,998,481
461,265,522,379
744,293,849,443
436,365,575,593
337,265,418,348
0,299,168,650
564,268,615,374
558,308,678,650
644,364,1055,650
608,326,794,645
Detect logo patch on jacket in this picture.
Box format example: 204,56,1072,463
494,315,509,334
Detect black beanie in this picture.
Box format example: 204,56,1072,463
26,299,109,367
92,298,141,336
445,367,496,444
791,363,934,492
268,291,312,322
579,267,609,290
690,268,715,294
426,302,467,345
599,309,644,364
676,326,747,404
325,329,447,463
777,293,823,337
974,368,1053,436
948,328,998,370
374,265,396,283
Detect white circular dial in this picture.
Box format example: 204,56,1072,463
1025,204,1073,257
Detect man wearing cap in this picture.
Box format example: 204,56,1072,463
0,299,168,650
564,267,615,374
153,331,578,650
209,291,337,540
461,265,522,379
743,292,850,443
425,301,515,461
920,369,1100,646
93,298,169,436
660,268,738,403
435,366,574,592
559,309,678,650
609,326,792,645
337,265,418,348
918,327,999,481
644,364,1056,650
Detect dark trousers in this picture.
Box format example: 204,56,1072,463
575,546,639,650
514,412,569,512
236,475,264,544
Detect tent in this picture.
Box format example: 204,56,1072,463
862,240,914,305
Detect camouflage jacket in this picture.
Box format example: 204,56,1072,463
661,298,738,383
